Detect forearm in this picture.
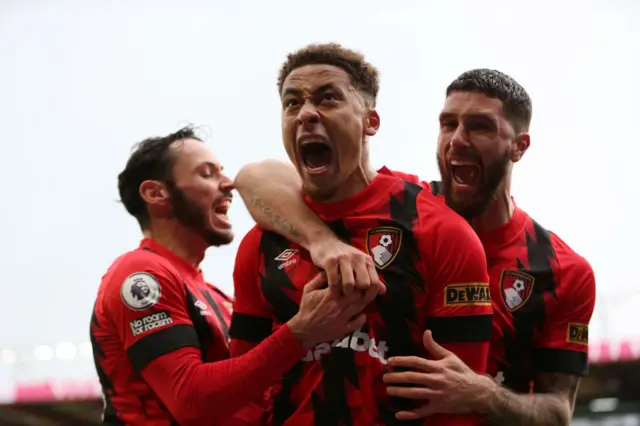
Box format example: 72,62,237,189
142,325,305,425
477,376,571,426
234,159,336,249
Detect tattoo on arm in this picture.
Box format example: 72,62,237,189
247,193,301,240
483,373,580,426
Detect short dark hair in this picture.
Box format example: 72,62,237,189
277,42,380,106
118,126,202,229
446,69,532,132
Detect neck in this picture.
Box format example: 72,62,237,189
322,143,377,203
143,221,206,267
326,164,377,203
469,178,514,232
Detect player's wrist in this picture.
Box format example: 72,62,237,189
469,374,498,414
306,228,341,253
286,315,316,350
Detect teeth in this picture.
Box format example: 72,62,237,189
300,139,327,146
451,160,475,166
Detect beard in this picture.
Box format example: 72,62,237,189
437,148,510,221
168,185,233,247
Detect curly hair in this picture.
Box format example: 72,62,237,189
277,42,380,106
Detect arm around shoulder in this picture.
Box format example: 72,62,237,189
234,159,336,249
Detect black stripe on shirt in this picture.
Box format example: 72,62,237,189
532,348,588,376
426,314,493,343
229,312,273,342
127,324,200,373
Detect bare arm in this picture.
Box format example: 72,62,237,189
234,159,384,295
234,159,333,249
480,372,580,426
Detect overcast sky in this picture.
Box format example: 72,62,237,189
1,0,638,371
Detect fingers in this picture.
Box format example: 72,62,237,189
362,282,379,305
367,261,386,294
339,257,356,295
352,260,371,291
324,261,341,296
386,385,438,400
387,356,434,372
340,284,378,319
303,272,328,293
383,370,441,387
383,371,429,386
394,403,439,420
422,330,451,359
345,312,367,331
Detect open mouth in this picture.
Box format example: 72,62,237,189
300,141,332,174
214,203,229,215
451,160,481,187
212,199,232,226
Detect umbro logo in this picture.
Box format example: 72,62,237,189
194,300,212,317
274,249,298,261
275,249,299,270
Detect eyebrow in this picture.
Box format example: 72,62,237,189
439,112,497,124
200,161,222,172
439,112,457,122
282,83,340,98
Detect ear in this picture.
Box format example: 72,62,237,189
364,109,380,137
511,133,530,163
139,180,171,208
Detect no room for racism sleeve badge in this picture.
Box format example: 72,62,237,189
500,270,535,312
366,227,402,269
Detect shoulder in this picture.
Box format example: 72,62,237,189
233,225,267,277
111,248,179,280
236,225,265,256
378,166,433,191
98,249,185,313
207,282,234,305
549,230,595,293
525,214,595,296
549,230,592,270
416,190,470,232
414,192,484,255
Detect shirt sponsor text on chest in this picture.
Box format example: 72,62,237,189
301,327,389,364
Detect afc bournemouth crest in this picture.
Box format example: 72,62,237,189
500,270,535,312
366,227,402,269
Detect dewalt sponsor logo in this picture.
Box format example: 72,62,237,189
444,283,491,306
567,323,588,345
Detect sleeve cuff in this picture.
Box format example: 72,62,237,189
532,347,588,376
269,324,307,362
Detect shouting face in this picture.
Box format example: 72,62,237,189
437,91,518,220
167,138,235,246
280,64,379,202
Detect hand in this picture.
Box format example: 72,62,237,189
308,238,386,296
287,272,379,349
383,330,494,420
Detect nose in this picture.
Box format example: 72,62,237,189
449,125,472,152
219,174,235,194
296,101,320,127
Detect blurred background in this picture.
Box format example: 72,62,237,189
1,0,638,424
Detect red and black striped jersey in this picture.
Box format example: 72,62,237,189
230,171,493,426
90,239,232,425
381,167,596,392
478,206,595,392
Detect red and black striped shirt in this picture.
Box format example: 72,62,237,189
230,170,493,426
